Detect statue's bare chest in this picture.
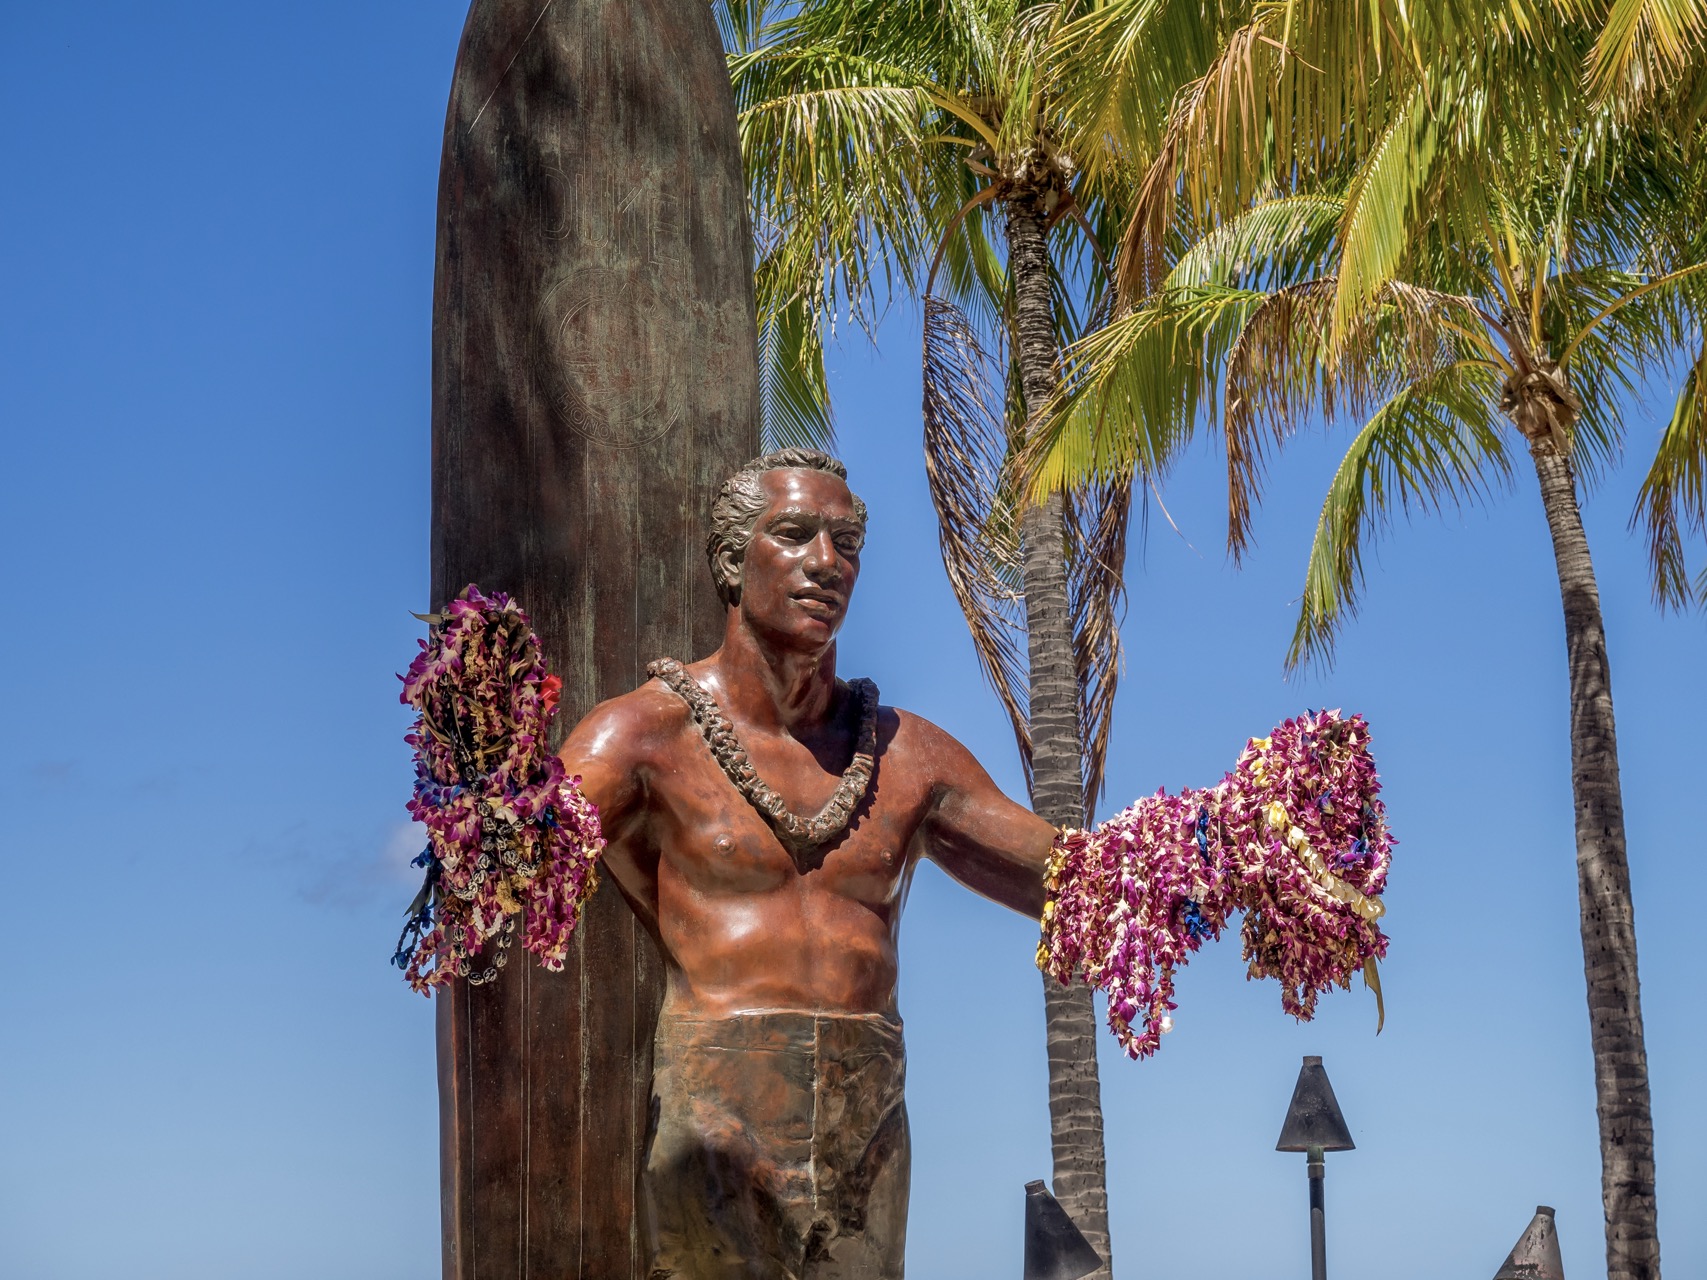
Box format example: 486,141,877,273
647,724,926,902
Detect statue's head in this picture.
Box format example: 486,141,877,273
706,449,868,603
707,449,868,642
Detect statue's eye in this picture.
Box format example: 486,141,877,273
835,535,863,554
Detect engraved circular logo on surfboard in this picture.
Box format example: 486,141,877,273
537,268,684,448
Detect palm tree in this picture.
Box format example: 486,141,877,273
724,1,1243,1267
1028,6,1707,1276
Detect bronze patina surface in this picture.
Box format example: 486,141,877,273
645,1010,909,1279
560,452,1060,1277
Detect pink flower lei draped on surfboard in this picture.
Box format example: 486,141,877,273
1037,711,1394,1058
392,585,604,993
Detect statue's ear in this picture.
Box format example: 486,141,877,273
716,547,743,601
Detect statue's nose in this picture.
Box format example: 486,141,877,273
803,530,841,579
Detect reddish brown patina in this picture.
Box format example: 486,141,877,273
560,455,1056,1277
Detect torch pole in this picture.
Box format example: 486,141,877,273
1307,1145,1326,1280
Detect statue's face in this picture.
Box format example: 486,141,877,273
730,468,865,649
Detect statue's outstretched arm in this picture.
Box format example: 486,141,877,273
913,705,1395,1061
911,717,1058,918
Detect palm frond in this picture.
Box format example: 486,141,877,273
1588,0,1707,104
1027,193,1344,514
1167,194,1344,290
1558,259,1707,367
737,58,936,213
1123,0,1481,275
1226,275,1492,558
713,0,781,55
1631,339,1707,609
994,2,1064,159
1289,360,1511,670
930,189,1009,334
1331,82,1437,345
756,287,835,451
1023,283,1268,500
1554,260,1707,479
734,46,949,279
1051,0,1230,191
1108,7,1293,306
774,0,1002,90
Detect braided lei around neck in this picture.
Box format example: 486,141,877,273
392,585,604,993
1038,710,1393,1059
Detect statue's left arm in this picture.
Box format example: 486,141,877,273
891,706,1394,1059
909,716,1056,919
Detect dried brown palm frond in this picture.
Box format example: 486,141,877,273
1113,96,1187,304
923,294,1033,776
1222,279,1337,558
923,293,1130,812
1061,470,1131,812
1113,18,1283,306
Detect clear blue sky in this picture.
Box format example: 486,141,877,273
2,4,1702,1279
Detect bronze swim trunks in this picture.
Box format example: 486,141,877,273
643,1009,910,1279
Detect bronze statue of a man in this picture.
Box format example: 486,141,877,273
559,448,1059,1279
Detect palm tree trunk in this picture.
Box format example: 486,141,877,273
1007,192,1114,1280
1530,440,1660,1280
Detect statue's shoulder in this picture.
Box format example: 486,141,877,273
560,675,693,769
878,703,944,737
877,705,979,772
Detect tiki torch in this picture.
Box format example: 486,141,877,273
1022,1180,1102,1280
1493,1205,1565,1279
1276,1054,1356,1280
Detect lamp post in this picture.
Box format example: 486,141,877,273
1276,1055,1356,1280
1023,1180,1103,1280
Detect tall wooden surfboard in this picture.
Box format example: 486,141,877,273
429,2,760,1275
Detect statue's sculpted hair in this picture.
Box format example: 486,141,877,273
707,448,868,605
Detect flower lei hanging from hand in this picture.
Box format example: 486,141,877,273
1038,710,1393,1058
392,585,605,993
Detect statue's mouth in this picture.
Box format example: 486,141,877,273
791,588,843,612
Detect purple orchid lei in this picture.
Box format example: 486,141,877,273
393,585,604,993
1037,710,1393,1058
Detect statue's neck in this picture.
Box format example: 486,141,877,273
705,621,838,736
